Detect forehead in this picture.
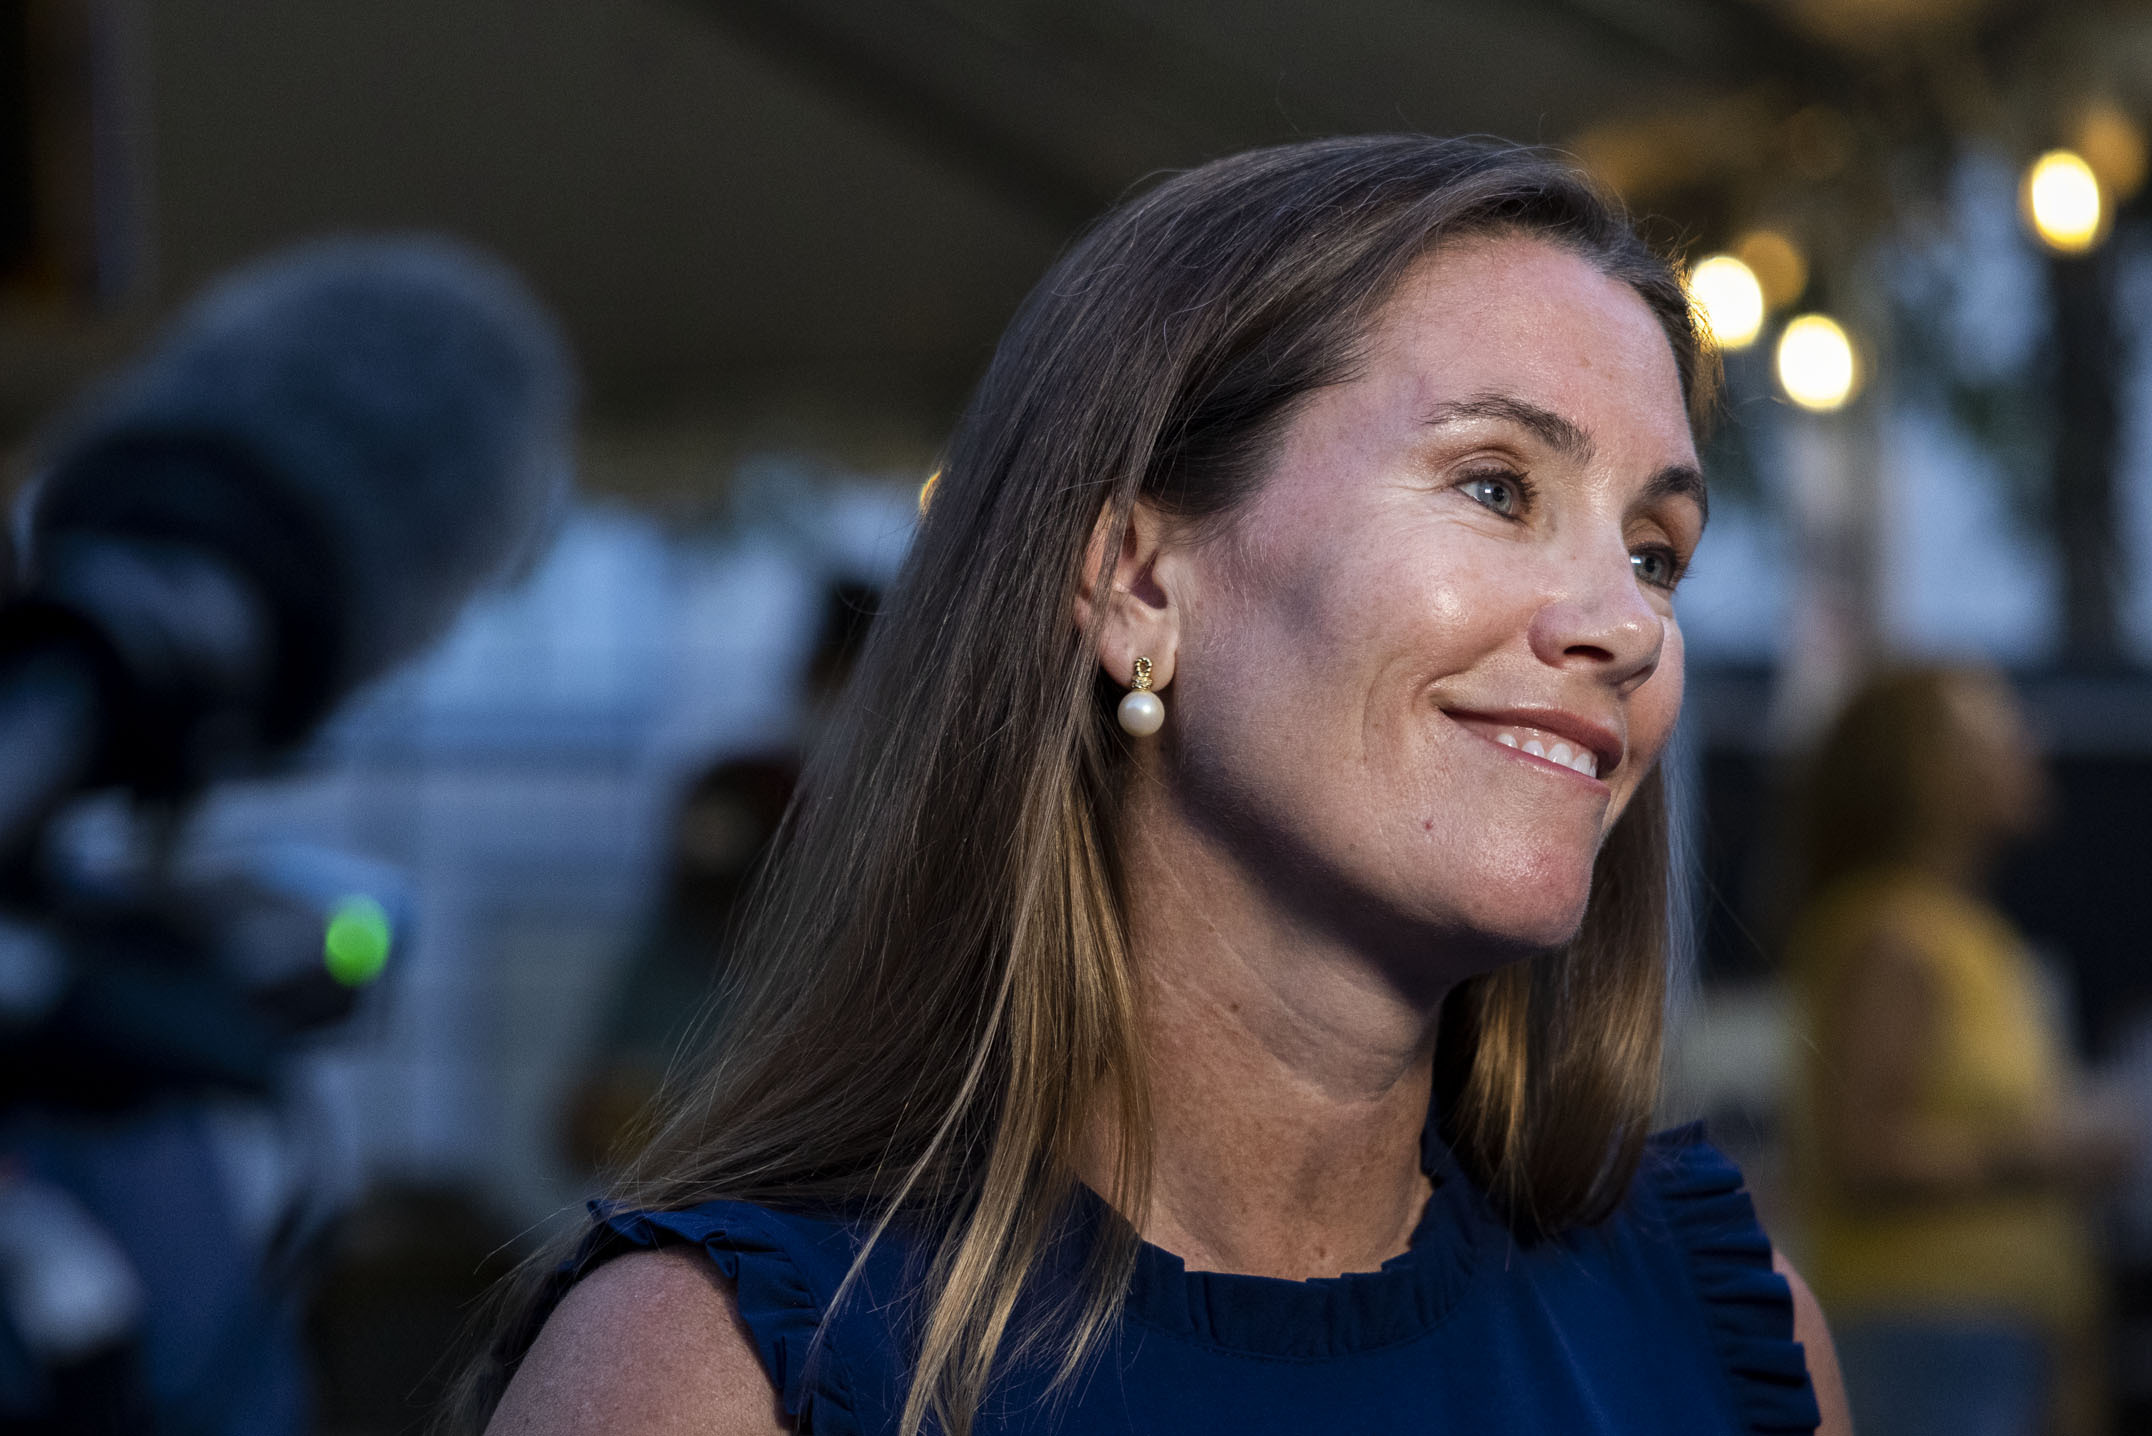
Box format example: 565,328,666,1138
1354,236,1696,461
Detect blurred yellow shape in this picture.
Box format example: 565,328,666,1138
1688,255,1765,350
2022,151,2105,254
1734,230,1808,311
1777,314,1859,412
2075,102,2146,202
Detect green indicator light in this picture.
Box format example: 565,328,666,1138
323,895,393,987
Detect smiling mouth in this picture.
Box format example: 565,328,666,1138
1488,725,1598,778
1446,715,1617,782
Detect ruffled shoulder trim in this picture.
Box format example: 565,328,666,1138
570,1199,865,1436
1643,1124,1821,1436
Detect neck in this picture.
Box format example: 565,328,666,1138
1080,788,1445,1281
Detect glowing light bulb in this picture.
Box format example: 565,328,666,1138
1733,229,1808,311
1776,315,1858,412
2076,103,2146,200
2022,150,2105,254
1687,255,1766,350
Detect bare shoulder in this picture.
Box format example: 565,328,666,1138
1771,1248,1853,1436
485,1246,790,1436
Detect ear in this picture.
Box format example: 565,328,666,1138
1074,500,1181,692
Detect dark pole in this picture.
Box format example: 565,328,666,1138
2048,238,2125,668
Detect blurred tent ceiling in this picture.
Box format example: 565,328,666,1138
1,0,2147,504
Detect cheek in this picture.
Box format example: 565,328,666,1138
1169,523,1476,822
1609,623,1684,821
1186,510,1394,696
1640,622,1686,752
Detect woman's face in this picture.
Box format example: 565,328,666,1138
1158,236,1703,969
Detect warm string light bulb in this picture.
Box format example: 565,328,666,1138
1687,254,1766,349
1734,229,1807,311
1776,315,1859,412
2075,103,2147,201
2022,150,2106,254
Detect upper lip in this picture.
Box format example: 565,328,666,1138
1441,705,1626,780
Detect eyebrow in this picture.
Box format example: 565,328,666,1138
1423,394,1594,463
1642,463,1709,527
1424,392,1709,525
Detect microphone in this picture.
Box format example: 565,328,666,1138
0,237,574,845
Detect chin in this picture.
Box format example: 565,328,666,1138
1496,906,1592,955
1453,904,1588,960
1434,857,1597,958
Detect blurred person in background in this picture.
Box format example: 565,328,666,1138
455,136,1849,1436
559,755,798,1176
1787,664,2136,1436
562,581,878,1177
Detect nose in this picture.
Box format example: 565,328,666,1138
1526,547,1665,692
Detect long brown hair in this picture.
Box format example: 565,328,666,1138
446,135,1711,1436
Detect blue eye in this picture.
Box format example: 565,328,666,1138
1631,547,1680,589
1460,471,1527,517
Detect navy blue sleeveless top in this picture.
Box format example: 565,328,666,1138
565,1124,1818,1435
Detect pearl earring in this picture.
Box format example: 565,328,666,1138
1117,656,1164,736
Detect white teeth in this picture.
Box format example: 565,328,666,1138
1486,725,1601,778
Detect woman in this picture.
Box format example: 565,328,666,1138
459,136,1849,1436
1787,665,2131,1436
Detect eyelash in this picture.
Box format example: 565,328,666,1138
1456,466,1536,519
1455,466,1690,592
1630,543,1686,592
